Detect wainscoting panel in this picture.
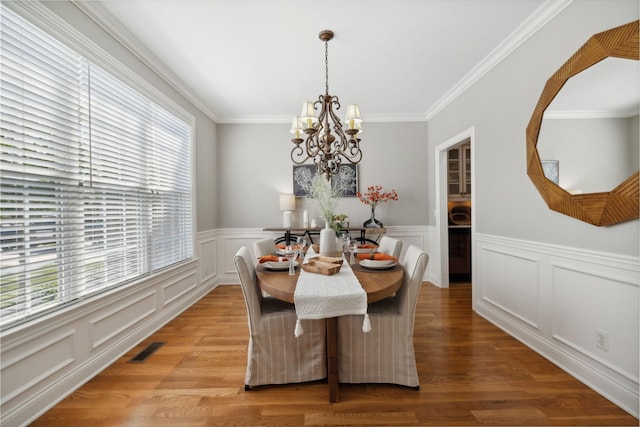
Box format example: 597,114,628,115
475,233,639,418
198,231,217,286
1,330,76,404
163,271,199,307
90,290,157,349
478,244,540,329
0,258,210,427
551,262,639,382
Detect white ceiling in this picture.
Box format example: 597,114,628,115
87,0,562,124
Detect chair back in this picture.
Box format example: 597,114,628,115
378,236,402,259
397,245,429,331
253,238,276,259
234,247,263,330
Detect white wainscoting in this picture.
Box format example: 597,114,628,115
475,233,639,417
215,226,435,285
4,227,636,425
0,231,219,427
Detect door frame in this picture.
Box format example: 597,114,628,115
434,126,475,291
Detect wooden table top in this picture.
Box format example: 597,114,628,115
256,259,403,304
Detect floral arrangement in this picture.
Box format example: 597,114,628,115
301,173,343,225
356,185,399,208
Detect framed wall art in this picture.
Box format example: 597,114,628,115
541,160,559,185
331,164,358,197
292,164,358,197
293,165,317,197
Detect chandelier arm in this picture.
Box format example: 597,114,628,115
305,134,322,158
331,140,362,164
291,143,313,165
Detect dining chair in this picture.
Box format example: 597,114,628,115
253,237,276,259
377,235,403,259
337,244,428,388
233,247,327,389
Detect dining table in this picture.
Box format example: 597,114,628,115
256,249,404,403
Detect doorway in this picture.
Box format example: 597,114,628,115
434,127,475,292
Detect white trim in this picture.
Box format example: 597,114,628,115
424,0,573,120
70,0,218,122
65,0,572,124
475,232,639,418
434,126,476,290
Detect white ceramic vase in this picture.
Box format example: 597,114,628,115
319,222,336,256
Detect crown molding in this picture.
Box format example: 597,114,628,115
72,0,219,123
72,0,572,125
217,113,429,125
424,0,573,121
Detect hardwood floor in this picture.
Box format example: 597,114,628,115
32,283,637,426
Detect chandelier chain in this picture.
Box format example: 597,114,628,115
324,39,329,96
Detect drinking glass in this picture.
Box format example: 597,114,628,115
347,238,358,265
284,245,298,276
341,234,350,254
297,236,307,259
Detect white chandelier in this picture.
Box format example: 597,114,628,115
289,30,363,180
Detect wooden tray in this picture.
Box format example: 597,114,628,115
313,255,343,265
302,260,342,276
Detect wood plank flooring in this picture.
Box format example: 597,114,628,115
31,283,638,426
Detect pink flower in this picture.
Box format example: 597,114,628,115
356,185,399,208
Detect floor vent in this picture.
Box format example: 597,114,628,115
128,341,165,363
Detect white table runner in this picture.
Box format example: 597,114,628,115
293,247,370,337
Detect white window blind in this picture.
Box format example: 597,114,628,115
0,5,193,329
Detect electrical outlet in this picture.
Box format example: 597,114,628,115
595,329,609,352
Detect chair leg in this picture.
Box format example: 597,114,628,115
244,384,250,391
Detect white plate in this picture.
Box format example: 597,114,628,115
359,259,396,270
264,260,299,270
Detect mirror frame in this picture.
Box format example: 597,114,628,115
526,20,639,226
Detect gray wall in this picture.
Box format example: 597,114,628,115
217,121,429,228
426,0,639,256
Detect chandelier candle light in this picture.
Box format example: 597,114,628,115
357,185,399,228
290,30,363,181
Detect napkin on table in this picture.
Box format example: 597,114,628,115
356,253,397,262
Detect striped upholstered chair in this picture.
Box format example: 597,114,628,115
377,235,403,259
233,247,327,389
337,244,428,388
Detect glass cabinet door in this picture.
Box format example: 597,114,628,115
448,149,461,196
448,144,471,199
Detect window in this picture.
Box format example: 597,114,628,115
0,5,193,329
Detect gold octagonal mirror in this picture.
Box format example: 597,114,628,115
526,20,639,226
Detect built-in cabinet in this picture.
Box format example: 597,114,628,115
447,143,471,199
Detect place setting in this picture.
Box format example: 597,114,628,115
259,237,307,275
343,237,400,271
